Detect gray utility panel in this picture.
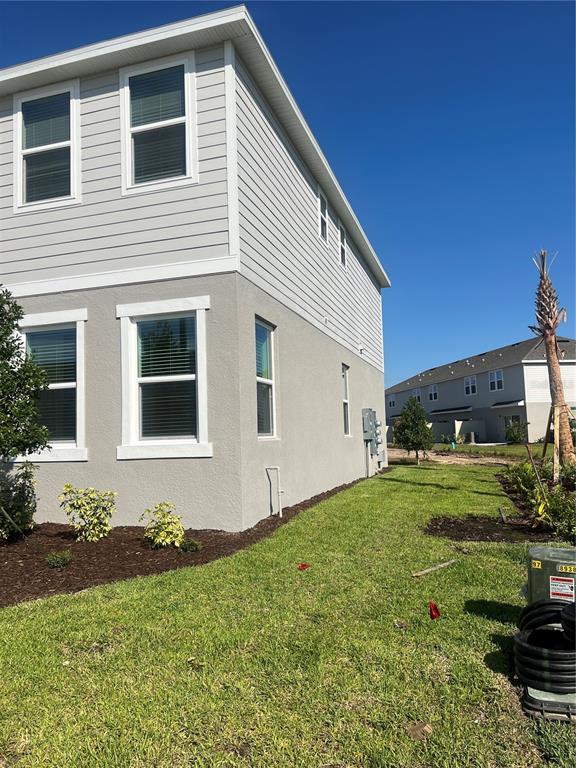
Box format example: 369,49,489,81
362,408,383,457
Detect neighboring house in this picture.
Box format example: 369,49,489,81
386,338,576,444
0,6,390,530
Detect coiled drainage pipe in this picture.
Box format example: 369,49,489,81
513,599,576,696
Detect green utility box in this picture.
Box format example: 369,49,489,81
528,546,576,604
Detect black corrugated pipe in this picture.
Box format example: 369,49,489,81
513,599,576,695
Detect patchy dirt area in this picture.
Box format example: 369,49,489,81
1,477,375,608
425,514,553,543
387,448,510,466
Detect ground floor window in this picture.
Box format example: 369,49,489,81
116,296,211,459
19,308,87,462
255,319,275,437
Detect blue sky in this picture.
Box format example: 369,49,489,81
1,1,574,385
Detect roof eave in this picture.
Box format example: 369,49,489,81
0,4,390,289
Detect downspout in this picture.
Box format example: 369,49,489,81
266,466,283,517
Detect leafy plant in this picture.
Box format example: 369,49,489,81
505,421,528,444
180,537,202,553
59,484,116,542
561,462,576,492
45,550,72,569
536,485,576,543
0,286,48,462
0,462,37,541
393,397,434,464
141,502,184,548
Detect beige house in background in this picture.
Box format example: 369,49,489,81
386,338,576,444
0,6,390,530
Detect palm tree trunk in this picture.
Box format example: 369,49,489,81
544,333,576,466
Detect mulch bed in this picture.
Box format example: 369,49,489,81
0,476,376,608
425,515,554,543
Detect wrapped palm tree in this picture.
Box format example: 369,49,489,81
529,250,576,467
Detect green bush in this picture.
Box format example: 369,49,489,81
505,421,528,444
504,461,576,542
45,550,72,568
0,463,37,541
180,537,202,553
561,463,576,492
141,502,184,548
59,484,116,542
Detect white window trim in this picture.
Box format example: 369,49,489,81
318,186,329,245
464,375,477,396
339,221,347,269
119,53,198,197
412,387,421,403
116,296,211,459
428,384,438,401
256,319,277,440
13,79,81,214
489,369,504,392
342,363,351,436
16,308,87,462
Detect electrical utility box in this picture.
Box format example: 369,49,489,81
527,546,576,604
362,408,383,457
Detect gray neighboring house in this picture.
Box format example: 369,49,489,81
386,338,576,444
0,5,390,531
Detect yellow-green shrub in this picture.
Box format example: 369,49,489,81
141,501,184,548
59,484,116,542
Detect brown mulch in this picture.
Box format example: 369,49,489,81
1,474,387,609
424,514,554,543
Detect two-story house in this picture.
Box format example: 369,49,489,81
386,338,576,444
0,6,390,530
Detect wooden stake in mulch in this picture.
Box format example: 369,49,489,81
411,559,456,577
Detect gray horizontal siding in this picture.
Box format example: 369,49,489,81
0,45,229,286
235,57,383,370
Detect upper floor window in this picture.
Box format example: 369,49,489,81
116,296,211,459
318,189,328,242
120,56,197,195
342,364,350,435
14,81,80,211
412,387,421,403
464,375,477,396
388,398,395,409
339,224,347,267
256,320,276,437
19,308,87,461
489,369,504,392
428,384,438,401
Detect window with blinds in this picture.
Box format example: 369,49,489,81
137,316,197,439
342,364,350,435
255,320,275,436
128,64,187,186
26,326,77,442
19,89,74,205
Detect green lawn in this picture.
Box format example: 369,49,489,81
431,443,545,460
1,464,574,767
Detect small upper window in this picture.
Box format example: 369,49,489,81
318,190,328,242
339,224,347,267
489,369,504,392
388,398,395,409
428,384,438,401
14,82,80,210
412,387,421,403
464,375,477,396
121,57,196,194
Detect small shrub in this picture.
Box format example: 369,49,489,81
0,463,37,541
504,462,539,508
45,550,72,568
180,537,202,553
561,462,576,492
59,484,116,542
538,485,576,544
505,421,528,444
141,502,184,548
